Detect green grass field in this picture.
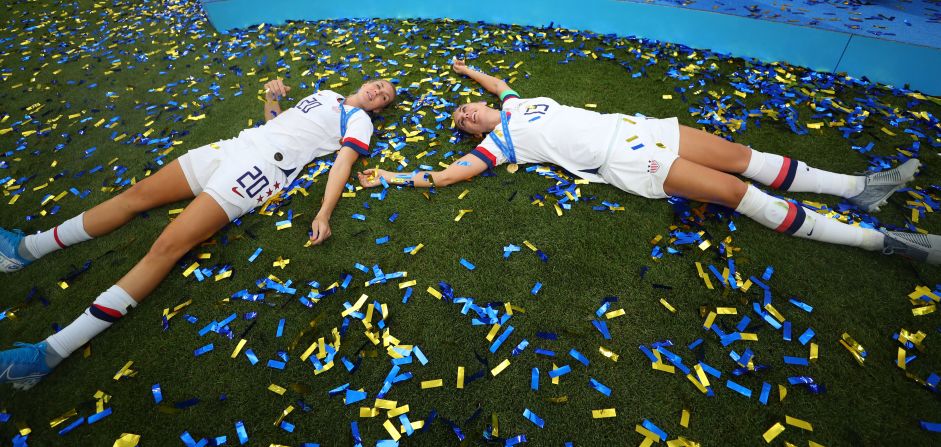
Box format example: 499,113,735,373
2,0,941,445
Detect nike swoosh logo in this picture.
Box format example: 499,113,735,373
231,187,244,198
0,364,44,382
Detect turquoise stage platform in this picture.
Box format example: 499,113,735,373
199,0,941,95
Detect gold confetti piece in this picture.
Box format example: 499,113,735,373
605,309,626,319
763,422,785,443
182,262,199,277
599,346,619,362
268,384,286,395
839,332,867,365
359,407,379,417
231,339,247,358
113,433,140,447
492,413,499,436
374,399,397,409
457,366,465,389
686,373,708,393
808,441,826,447
636,425,661,444
584,103,597,108
779,385,788,401
113,361,134,381
383,419,401,441
341,294,369,317
491,359,510,376
662,94,673,100
592,409,616,418
388,405,410,418
810,343,819,362
409,243,424,255
681,409,690,428
716,307,737,315
398,280,416,289
49,409,78,428
454,209,473,221
421,379,443,389
785,415,813,431
897,347,907,369
703,312,717,329
486,324,502,341
912,304,936,316
660,298,676,313
458,189,469,199
694,364,711,388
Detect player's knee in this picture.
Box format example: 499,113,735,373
719,179,748,208
118,182,155,213
147,234,190,260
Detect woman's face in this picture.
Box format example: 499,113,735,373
354,80,395,112
453,102,497,135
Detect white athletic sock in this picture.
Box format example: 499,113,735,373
735,185,884,250
22,212,93,260
45,285,137,360
743,149,865,198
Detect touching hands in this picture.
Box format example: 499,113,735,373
264,79,291,101
452,57,469,76
357,168,391,188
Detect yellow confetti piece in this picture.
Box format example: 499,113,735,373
388,405,410,418
398,280,417,289
113,433,141,447
660,298,676,313
409,243,424,255
374,399,397,409
421,379,443,389
454,209,473,221
584,103,597,108
838,332,867,365
359,407,379,418
592,408,616,418
112,361,134,381
605,309,626,319
231,339,247,358
598,346,619,362
779,385,788,401
458,189,469,199
182,262,199,277
785,415,813,431
268,384,286,395
486,324,502,342
762,422,785,443
703,312,717,329
680,409,690,428
383,419,401,441
662,94,673,100
491,359,510,376
457,366,465,389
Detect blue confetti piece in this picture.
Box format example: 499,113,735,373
267,359,286,370
531,282,542,295
759,382,772,405
280,421,295,433
87,407,112,424
641,419,667,441
345,389,367,405
726,379,752,398
920,421,941,432
245,349,259,365
531,368,539,391
783,356,809,366
375,235,390,245
798,328,816,345
569,348,589,366
152,383,163,404
248,247,262,262
548,364,571,378
459,258,475,270
490,325,514,353
523,408,545,428
589,378,611,396
235,420,249,444
592,320,611,340
194,343,214,357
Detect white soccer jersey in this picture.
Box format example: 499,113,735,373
236,90,374,180
470,94,622,183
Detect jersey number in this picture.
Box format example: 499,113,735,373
236,166,270,198
524,103,550,116
296,97,322,113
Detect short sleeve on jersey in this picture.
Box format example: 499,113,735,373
500,89,521,108
340,112,374,157
469,134,507,168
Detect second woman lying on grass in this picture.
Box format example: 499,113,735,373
358,59,940,265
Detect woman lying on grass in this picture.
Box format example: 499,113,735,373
358,58,938,266
0,78,396,389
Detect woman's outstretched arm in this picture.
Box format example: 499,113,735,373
357,153,489,189
453,58,512,98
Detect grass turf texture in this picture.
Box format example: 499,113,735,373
1,0,941,445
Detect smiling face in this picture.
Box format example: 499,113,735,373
453,102,499,135
352,79,396,112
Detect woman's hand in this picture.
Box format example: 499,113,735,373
264,79,291,101
451,57,469,76
309,216,332,245
357,168,391,188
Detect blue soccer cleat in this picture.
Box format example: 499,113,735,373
0,341,52,390
0,227,32,273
